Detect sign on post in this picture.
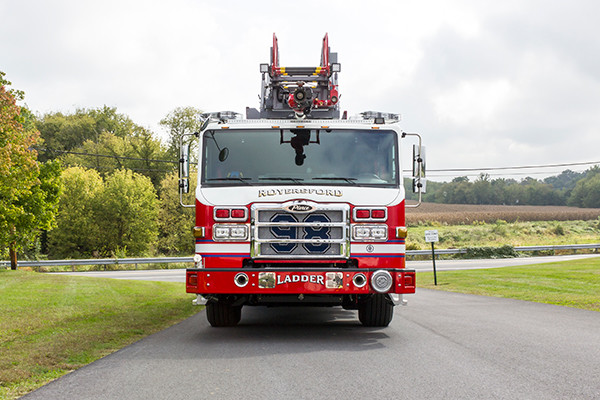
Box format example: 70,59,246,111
425,230,439,243
425,230,439,285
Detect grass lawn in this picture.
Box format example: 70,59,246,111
0,270,201,400
407,219,600,250
418,256,600,312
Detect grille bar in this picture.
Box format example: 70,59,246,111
252,201,350,259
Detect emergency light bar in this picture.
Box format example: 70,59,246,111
360,111,400,123
201,111,242,122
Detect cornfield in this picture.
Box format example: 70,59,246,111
406,203,600,225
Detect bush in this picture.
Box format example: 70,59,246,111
463,245,518,259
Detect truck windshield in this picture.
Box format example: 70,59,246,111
201,128,398,187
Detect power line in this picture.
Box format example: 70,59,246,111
426,160,600,172
63,164,175,173
36,147,177,164
426,171,586,178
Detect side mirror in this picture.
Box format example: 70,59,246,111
179,143,190,194
412,144,426,194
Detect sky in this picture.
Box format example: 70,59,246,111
2,0,599,181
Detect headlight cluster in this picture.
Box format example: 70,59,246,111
352,224,387,241
213,224,249,241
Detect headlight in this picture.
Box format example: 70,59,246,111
213,224,249,241
351,224,388,241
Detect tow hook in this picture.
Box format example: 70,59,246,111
389,293,408,306
192,295,208,306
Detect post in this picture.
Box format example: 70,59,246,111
424,229,439,285
431,242,437,286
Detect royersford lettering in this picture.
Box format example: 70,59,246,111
259,188,343,198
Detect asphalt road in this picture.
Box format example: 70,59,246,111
23,287,600,399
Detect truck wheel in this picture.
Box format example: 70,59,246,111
358,294,393,327
206,302,242,327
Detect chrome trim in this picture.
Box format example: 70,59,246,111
234,272,249,287
353,273,367,288
251,201,350,259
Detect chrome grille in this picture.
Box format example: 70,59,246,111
252,202,349,258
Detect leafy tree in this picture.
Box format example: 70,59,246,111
159,106,204,160
568,166,600,208
93,169,159,256
544,169,586,193
156,171,196,255
0,71,62,269
48,167,160,258
36,106,148,162
60,130,173,187
47,167,103,258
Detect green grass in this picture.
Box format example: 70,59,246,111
407,219,600,250
0,270,201,400
418,257,600,311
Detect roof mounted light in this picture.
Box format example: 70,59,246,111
201,111,242,123
360,111,400,123
331,63,341,73
260,63,269,73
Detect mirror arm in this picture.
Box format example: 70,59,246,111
403,132,424,208
179,131,200,208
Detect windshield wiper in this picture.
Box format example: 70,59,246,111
259,177,305,184
312,177,357,185
206,177,253,185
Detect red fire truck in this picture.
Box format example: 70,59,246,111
180,34,425,327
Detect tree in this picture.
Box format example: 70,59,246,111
0,71,62,269
159,106,204,160
156,171,196,255
47,167,104,258
568,166,600,208
60,130,172,187
36,106,149,162
94,169,159,256
48,167,160,258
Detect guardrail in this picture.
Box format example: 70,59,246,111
406,243,600,256
2,244,599,270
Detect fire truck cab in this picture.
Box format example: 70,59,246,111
181,34,425,327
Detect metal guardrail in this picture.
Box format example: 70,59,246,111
0,257,194,269
1,244,599,269
407,243,600,256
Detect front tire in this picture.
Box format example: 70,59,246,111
358,294,394,327
206,301,242,327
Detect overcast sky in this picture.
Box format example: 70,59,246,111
2,0,599,181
